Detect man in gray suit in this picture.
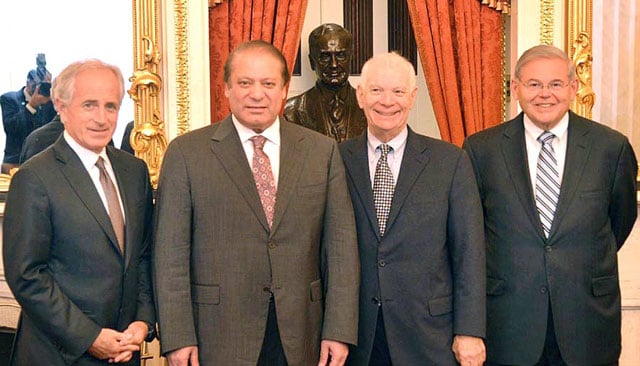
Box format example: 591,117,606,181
339,52,486,365
3,59,155,365
153,40,360,366
463,45,638,365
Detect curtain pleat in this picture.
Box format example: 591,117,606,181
407,0,503,145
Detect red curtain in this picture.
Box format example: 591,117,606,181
209,0,308,123
406,0,504,146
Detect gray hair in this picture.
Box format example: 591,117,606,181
52,59,125,108
514,45,576,81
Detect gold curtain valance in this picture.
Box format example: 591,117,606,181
480,0,511,14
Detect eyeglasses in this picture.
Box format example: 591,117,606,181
519,80,571,91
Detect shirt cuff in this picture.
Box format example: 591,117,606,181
25,103,37,114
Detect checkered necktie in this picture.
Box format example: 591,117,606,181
373,144,394,236
535,131,560,238
250,135,277,228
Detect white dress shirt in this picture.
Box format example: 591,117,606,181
232,115,281,188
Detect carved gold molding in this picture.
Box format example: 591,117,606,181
566,0,594,119
540,0,555,45
130,0,167,189
174,0,191,136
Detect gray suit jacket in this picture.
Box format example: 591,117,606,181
463,111,638,365
3,136,155,365
340,128,486,365
153,116,360,366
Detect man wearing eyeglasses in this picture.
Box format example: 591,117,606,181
463,45,637,365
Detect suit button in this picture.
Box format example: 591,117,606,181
378,260,386,267
540,286,548,294
268,242,276,249
263,286,271,292
545,245,552,252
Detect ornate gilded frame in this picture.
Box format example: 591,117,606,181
130,0,168,189
565,0,594,119
538,0,594,120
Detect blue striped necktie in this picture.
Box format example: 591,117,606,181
535,131,560,238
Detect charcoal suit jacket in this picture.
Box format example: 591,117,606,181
462,111,638,365
3,136,155,365
340,127,486,365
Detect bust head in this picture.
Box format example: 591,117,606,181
308,23,353,90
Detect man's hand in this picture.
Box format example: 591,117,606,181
452,335,485,366
87,328,140,361
166,346,199,366
318,340,349,366
110,321,149,363
28,86,51,108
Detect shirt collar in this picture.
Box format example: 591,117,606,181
232,115,281,146
63,131,108,172
523,112,569,140
367,126,408,153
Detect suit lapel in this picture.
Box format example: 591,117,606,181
271,122,307,234
385,129,429,234
209,117,271,232
500,116,544,238
54,138,123,256
549,112,591,237
343,134,380,238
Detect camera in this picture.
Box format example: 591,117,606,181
38,82,51,97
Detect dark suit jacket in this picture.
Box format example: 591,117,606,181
19,114,64,163
462,111,638,365
0,87,56,163
153,116,360,366
339,128,486,365
3,136,155,365
120,121,135,155
283,83,366,142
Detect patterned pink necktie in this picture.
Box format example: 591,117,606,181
250,135,277,228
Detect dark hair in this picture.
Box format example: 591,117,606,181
223,40,290,85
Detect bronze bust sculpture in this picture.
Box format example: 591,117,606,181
283,23,366,142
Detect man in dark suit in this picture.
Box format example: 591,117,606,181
340,52,486,365
19,113,64,163
120,121,135,154
153,40,360,366
283,23,366,142
0,66,57,172
463,45,638,366
3,59,155,365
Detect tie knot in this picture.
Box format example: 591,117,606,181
378,144,392,158
95,156,106,170
250,135,267,150
537,131,555,145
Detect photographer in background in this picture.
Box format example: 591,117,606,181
0,53,56,173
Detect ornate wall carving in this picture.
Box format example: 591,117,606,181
566,0,594,119
130,0,168,189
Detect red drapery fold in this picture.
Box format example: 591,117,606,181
407,0,504,146
209,0,308,123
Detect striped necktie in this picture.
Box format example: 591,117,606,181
535,131,560,238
